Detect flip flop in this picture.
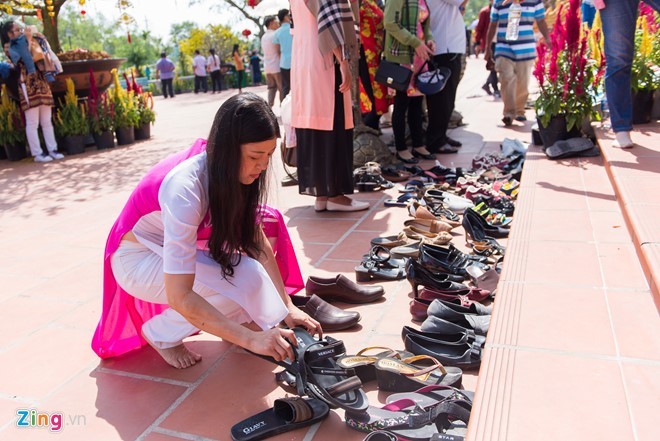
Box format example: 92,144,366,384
337,347,414,383
230,397,329,441
375,355,463,392
385,192,419,207
386,385,475,407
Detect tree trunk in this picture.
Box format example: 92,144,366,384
40,6,63,53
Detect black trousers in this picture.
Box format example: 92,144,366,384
161,78,174,98
393,92,424,151
281,68,291,98
426,53,462,151
359,44,380,130
194,75,208,93
209,70,222,92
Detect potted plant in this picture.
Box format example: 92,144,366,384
54,78,88,155
0,85,28,161
110,69,139,146
533,0,605,148
631,8,659,124
87,70,115,149
134,91,156,140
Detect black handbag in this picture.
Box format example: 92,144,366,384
375,60,413,91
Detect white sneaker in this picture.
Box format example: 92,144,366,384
49,151,65,160
612,131,633,149
34,154,53,163
501,138,528,156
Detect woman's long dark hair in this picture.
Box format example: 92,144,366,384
206,92,280,278
0,20,17,47
232,44,239,55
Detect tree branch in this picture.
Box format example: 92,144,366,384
189,0,265,37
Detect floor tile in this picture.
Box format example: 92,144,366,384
0,327,97,400
527,183,589,211
621,362,660,441
520,241,602,287
607,290,660,361
597,243,649,290
326,231,385,260
288,219,358,244
625,203,660,245
515,286,616,355
0,296,76,348
527,209,593,242
506,351,633,441
589,211,632,244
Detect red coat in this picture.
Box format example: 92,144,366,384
474,5,491,49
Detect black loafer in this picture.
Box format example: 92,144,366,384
446,137,462,147
412,149,436,160
395,153,419,164
404,334,482,369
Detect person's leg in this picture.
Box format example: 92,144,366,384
281,68,291,98
407,96,425,149
427,53,461,149
488,70,499,94
514,59,534,119
24,106,47,159
600,0,638,137
210,71,217,93
168,79,175,97
203,75,208,92
38,105,60,156
266,73,276,106
495,57,516,123
274,72,284,103
194,75,200,93
161,79,167,97
111,241,288,368
392,90,411,153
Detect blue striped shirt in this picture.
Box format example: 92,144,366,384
491,0,545,61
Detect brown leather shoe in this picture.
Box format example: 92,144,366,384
305,274,385,304
291,294,361,332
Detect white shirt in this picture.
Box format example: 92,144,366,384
192,55,207,76
261,29,281,74
207,54,220,72
133,153,209,274
427,0,467,55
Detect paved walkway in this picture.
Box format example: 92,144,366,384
0,58,657,440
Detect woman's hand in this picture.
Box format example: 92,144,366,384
415,42,433,62
247,327,297,362
284,304,323,338
426,40,437,54
338,59,352,93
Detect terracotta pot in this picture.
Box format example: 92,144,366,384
115,126,135,146
50,58,127,103
93,131,115,150
134,123,151,140
59,135,86,155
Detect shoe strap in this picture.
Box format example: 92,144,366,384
274,397,313,423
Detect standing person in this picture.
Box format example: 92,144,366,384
425,0,466,154
155,52,176,99
384,0,437,163
599,0,660,148
250,50,262,86
474,0,499,96
0,21,62,163
290,0,369,212
232,44,245,93
192,49,208,94
359,0,389,131
91,93,321,368
261,16,283,107
484,0,549,127
207,48,222,94
272,9,293,98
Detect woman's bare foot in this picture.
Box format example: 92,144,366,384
142,331,202,369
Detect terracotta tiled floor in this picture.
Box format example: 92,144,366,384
0,58,658,440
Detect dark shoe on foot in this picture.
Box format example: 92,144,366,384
446,137,462,147
481,84,492,95
411,149,436,160
515,115,527,122
306,274,385,304
395,153,419,164
502,116,513,127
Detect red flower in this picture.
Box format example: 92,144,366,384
242,29,252,37
533,43,547,86
123,73,132,92
565,0,581,52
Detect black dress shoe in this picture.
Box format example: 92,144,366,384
404,334,482,369
411,149,436,160
446,137,462,147
395,153,419,164
420,243,490,278
306,274,385,304
291,294,361,331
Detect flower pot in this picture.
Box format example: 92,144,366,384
536,115,583,149
115,126,135,146
632,89,654,124
59,135,86,155
3,143,28,161
652,89,660,120
93,131,115,150
134,123,151,140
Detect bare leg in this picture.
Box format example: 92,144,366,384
141,330,202,369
